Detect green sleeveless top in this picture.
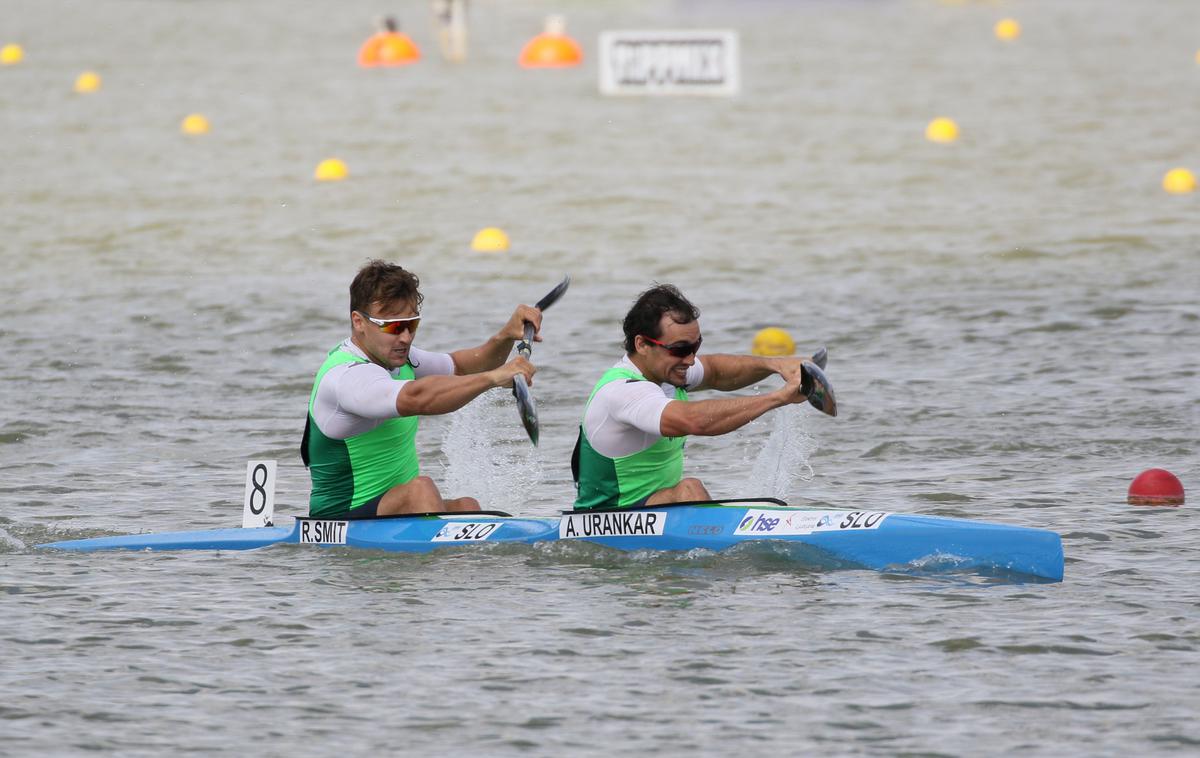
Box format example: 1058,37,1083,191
573,366,687,510
305,344,419,516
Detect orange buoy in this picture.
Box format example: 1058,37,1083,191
1128,468,1185,506
358,17,420,67
519,15,582,68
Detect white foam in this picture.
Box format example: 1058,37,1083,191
437,390,543,512
0,527,27,551
743,401,819,500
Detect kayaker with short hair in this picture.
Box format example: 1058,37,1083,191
572,284,832,511
303,260,539,518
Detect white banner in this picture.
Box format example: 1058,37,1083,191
599,30,739,96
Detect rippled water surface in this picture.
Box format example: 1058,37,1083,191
2,0,1198,755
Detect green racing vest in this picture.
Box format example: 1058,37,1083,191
304,344,419,517
573,366,687,510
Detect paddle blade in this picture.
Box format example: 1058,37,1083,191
800,361,837,417
535,275,571,312
811,346,827,370
512,375,539,445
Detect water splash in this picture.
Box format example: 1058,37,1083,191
0,526,27,552
742,402,819,501
437,390,543,512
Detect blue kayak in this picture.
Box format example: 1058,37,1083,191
38,500,1064,581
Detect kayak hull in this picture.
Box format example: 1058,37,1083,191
39,502,1064,581
39,516,558,554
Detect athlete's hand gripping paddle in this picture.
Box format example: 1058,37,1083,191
513,275,571,445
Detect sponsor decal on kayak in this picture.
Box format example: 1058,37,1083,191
559,511,667,539
432,522,501,542
298,519,348,545
734,510,889,536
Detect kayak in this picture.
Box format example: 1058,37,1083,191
38,499,1065,581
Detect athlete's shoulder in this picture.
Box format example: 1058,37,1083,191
408,347,455,377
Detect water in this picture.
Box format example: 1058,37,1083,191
2,0,1199,754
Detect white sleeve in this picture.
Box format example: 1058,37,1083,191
598,380,674,436
409,347,456,378
334,363,404,418
312,362,406,440
609,381,676,434
685,358,705,390
584,379,678,458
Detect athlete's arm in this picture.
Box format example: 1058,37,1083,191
449,305,543,375
659,373,808,437
692,353,817,392
395,356,535,416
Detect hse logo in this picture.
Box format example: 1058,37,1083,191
735,510,890,536
737,513,781,533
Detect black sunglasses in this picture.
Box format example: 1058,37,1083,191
643,335,702,357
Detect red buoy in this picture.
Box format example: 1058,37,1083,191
1128,468,1185,506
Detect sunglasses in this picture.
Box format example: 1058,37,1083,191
643,335,703,357
358,311,421,335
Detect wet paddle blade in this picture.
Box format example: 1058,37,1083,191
535,275,571,312
801,361,837,417
811,346,827,370
513,375,539,445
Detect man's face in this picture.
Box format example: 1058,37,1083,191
352,298,420,369
638,314,701,387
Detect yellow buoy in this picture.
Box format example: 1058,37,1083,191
74,70,101,93
181,113,210,135
314,158,349,182
994,18,1021,42
1162,168,1196,195
471,227,510,253
925,117,959,144
751,327,796,357
1,43,24,65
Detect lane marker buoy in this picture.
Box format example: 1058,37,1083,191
74,70,101,93
751,327,796,356
519,15,582,68
314,158,349,181
1,43,24,65
359,16,420,67
181,113,210,135
925,117,959,143
1128,468,1185,506
471,227,510,252
1162,167,1196,195
994,18,1021,41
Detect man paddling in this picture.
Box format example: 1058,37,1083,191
572,284,834,511
303,260,539,517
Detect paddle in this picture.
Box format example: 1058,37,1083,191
800,351,837,417
512,275,571,445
